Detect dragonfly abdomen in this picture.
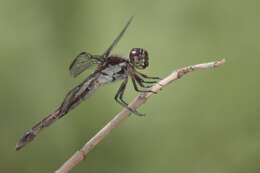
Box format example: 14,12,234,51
16,64,127,150
16,73,101,150
16,108,62,150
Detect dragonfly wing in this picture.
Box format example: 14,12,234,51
69,52,103,78
103,16,133,58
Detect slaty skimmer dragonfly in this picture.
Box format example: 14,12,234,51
16,17,159,150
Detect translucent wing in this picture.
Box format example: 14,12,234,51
103,16,133,58
70,17,133,77
69,52,103,78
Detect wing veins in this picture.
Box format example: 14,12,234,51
69,52,102,78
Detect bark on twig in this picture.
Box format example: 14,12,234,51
55,59,225,173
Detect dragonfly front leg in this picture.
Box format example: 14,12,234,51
131,78,157,94
136,71,161,80
134,75,155,88
115,77,144,116
135,73,163,88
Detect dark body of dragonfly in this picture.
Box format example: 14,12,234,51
16,17,159,150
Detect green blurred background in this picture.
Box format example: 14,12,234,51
1,0,259,172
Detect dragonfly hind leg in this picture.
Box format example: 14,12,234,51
115,78,145,116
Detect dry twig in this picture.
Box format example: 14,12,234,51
55,59,225,173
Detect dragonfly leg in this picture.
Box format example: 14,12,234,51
136,75,158,84
119,86,145,116
134,75,155,88
136,73,163,87
140,80,158,84
115,78,145,116
131,78,157,94
136,71,161,80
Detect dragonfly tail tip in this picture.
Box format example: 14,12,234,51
16,131,36,151
15,141,24,151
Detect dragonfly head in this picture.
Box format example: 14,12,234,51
129,48,149,69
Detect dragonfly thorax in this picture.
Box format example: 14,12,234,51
129,48,149,70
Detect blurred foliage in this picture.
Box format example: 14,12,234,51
1,0,260,172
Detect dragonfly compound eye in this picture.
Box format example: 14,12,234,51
129,48,149,69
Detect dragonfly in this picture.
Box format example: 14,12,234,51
16,17,160,151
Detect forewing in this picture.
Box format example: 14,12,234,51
69,52,102,78
103,16,133,58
